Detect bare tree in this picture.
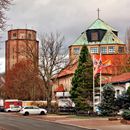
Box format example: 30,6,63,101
14,32,67,112
0,0,12,30
39,33,67,112
126,27,130,54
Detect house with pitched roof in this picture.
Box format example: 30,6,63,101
103,72,130,97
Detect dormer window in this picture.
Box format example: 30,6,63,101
91,32,98,41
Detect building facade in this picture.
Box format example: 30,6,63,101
6,29,39,73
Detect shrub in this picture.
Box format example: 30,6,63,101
122,110,130,120
99,84,117,116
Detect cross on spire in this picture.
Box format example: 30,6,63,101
97,8,100,19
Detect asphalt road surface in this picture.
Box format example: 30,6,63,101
0,113,95,130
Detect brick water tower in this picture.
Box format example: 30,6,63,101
5,29,39,73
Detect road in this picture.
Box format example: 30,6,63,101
0,113,95,130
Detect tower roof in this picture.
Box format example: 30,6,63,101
71,30,124,45
71,18,124,46
87,18,118,32
71,32,88,45
101,30,124,44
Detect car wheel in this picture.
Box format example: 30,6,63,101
24,112,29,116
40,111,45,115
8,110,11,112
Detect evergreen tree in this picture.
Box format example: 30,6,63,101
99,84,117,116
70,45,93,111
126,86,130,96
115,86,130,110
115,93,130,110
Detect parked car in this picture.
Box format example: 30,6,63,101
19,106,47,116
0,106,4,112
5,106,21,112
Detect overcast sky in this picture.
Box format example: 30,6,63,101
0,0,130,73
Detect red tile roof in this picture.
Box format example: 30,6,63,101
103,72,130,84
55,54,130,78
56,61,77,78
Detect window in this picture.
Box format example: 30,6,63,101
101,47,107,54
25,107,33,109
12,33,17,39
73,48,80,55
108,46,115,53
91,32,98,41
28,33,31,39
13,33,16,37
118,47,124,53
90,47,98,53
19,33,25,39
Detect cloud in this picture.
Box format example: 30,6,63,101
0,0,130,72
6,0,130,42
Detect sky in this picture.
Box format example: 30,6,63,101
0,0,130,73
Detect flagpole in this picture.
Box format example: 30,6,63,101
93,54,95,112
100,52,102,103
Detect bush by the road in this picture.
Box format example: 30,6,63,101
122,110,130,120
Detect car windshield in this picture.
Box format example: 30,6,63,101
24,107,33,109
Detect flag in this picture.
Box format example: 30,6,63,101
93,56,111,77
93,56,102,77
102,59,111,67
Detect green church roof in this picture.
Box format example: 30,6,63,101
72,30,124,45
101,31,124,44
88,19,118,32
71,18,124,46
72,32,88,45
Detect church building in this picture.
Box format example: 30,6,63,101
52,17,130,102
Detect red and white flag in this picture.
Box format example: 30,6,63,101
93,55,111,77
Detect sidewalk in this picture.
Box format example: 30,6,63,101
55,118,130,130
35,114,130,130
